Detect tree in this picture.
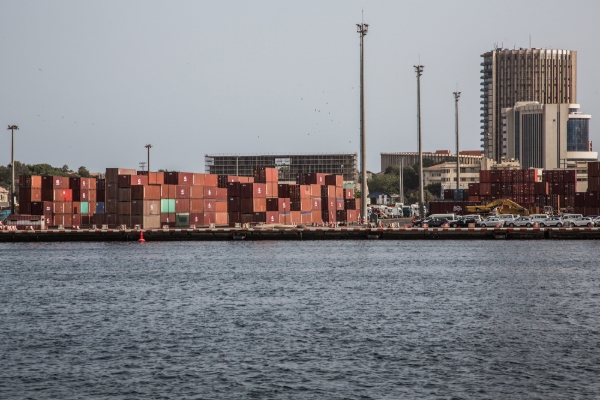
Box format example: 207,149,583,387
61,165,70,173
367,173,401,195
78,166,90,177
425,182,441,198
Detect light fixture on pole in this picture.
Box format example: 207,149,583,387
7,125,19,215
453,91,461,191
145,144,153,173
414,65,424,217
357,20,369,224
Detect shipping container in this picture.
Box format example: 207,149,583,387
164,172,193,185
266,211,279,224
19,188,42,202
130,215,161,229
227,182,242,197
204,199,217,213
321,185,336,198
241,183,266,198
227,197,241,212
118,174,148,188
336,198,345,210
160,184,176,199
160,213,176,227
175,199,190,213
215,188,228,201
203,186,217,199
241,197,266,213
41,176,69,189
131,200,160,215
19,175,42,189
131,185,161,200
344,188,355,199
30,201,53,216
253,167,278,183
175,213,190,227
176,185,190,199
325,175,343,187
106,168,136,184
42,189,73,202
278,184,290,198
215,200,227,212
311,197,322,211
96,202,105,214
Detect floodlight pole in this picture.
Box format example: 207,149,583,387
414,65,424,217
7,125,19,215
357,21,369,224
454,91,461,191
145,144,153,173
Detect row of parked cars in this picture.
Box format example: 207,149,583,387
413,213,600,228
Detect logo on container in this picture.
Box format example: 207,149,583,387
55,180,60,186
208,190,212,196
181,189,185,195
183,176,188,182
257,188,261,194
207,203,212,209
137,179,142,185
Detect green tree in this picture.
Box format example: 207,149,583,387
77,166,91,177
367,173,401,195
425,182,441,198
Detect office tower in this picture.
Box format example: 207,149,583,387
480,48,577,161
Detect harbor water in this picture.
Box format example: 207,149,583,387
1,241,600,398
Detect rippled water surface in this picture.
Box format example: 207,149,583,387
1,240,600,399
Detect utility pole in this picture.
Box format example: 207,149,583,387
7,125,19,215
145,144,153,173
399,159,404,204
357,20,369,224
414,65,424,217
453,91,461,191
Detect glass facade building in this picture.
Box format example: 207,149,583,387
567,117,589,151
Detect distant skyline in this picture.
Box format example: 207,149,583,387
1,0,599,173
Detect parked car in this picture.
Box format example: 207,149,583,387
462,214,483,222
477,217,504,227
412,217,449,227
567,217,596,227
540,216,564,227
507,217,534,227
449,217,478,228
497,214,518,223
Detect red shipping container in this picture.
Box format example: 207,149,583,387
336,198,344,210
19,175,42,189
215,201,227,212
227,197,241,212
266,198,278,211
204,174,218,187
204,199,217,213
279,198,290,212
42,176,69,189
215,188,228,201
164,172,193,185
278,184,290,198
300,198,312,211
479,183,491,196
322,210,336,222
321,185,336,198
73,189,90,202
215,212,228,225
118,174,148,188
344,189,355,199
42,189,73,202
468,196,480,202
189,186,204,199
325,175,343,187
266,211,279,224
131,200,160,215
312,197,322,211
481,170,492,183
290,211,301,225
106,168,136,184
241,183,266,198
19,188,42,202
190,212,204,226
72,202,81,214
175,199,190,213
69,177,91,189
52,214,73,227
335,187,344,199
300,212,312,224
192,173,206,186
468,183,479,196
176,185,190,199
203,212,216,225
227,182,242,197
311,210,321,223
131,185,161,200
279,212,291,225
160,213,176,227
241,213,254,225
88,202,97,215
204,186,217,199
347,210,357,223
71,214,81,227
190,199,204,212
322,197,336,211
30,201,53,216
265,182,278,198
241,198,266,213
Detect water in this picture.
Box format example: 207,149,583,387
1,240,600,399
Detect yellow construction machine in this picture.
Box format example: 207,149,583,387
465,198,529,216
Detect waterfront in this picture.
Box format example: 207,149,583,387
1,241,600,398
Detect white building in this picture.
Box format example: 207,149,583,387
423,162,481,191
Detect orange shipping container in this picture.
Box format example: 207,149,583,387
131,185,161,200
215,201,228,212
204,199,217,213
215,212,228,225
204,174,218,187
190,199,204,212
204,186,217,199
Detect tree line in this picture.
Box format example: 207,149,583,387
0,162,91,196
367,157,456,204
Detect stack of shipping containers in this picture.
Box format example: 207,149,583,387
14,166,360,229
575,162,600,216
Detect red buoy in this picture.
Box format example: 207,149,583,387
138,230,146,243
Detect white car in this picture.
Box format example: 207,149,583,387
507,217,534,227
566,217,596,227
540,216,564,227
497,214,517,223
477,217,504,227
463,214,483,222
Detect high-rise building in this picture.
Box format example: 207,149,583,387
501,102,595,170
480,48,577,161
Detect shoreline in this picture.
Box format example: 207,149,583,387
2,226,600,241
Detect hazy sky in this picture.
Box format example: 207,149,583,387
2,0,599,173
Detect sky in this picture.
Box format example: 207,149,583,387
1,0,599,173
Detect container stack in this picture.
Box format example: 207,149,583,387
574,162,600,215
103,168,136,227
69,177,98,226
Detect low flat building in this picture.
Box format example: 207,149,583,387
423,162,481,191
381,150,483,173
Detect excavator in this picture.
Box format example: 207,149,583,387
465,198,529,216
